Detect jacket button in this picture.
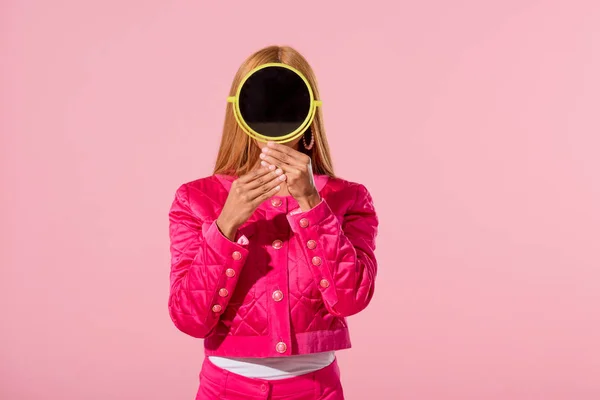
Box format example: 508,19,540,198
260,384,268,392
272,239,283,249
272,290,283,302
232,251,242,260
212,304,222,313
299,218,309,228
225,268,236,278
276,341,287,353
312,256,322,266
319,279,330,288
307,240,317,249
218,288,228,297
271,198,282,207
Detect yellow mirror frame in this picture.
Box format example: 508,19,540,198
227,63,322,144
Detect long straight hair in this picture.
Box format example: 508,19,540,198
213,45,335,178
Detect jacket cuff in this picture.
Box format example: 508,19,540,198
204,219,250,256
287,198,329,227
286,199,339,308
202,220,250,316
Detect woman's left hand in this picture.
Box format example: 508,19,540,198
259,141,321,210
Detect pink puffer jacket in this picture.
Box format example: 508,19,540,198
168,173,378,357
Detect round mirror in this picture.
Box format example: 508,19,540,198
227,63,322,143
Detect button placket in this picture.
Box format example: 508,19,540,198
265,197,292,357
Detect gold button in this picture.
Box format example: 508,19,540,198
272,239,283,249
307,240,317,249
299,218,309,228
319,279,330,288
272,290,283,302
212,304,222,313
312,256,322,266
276,341,287,353
271,198,282,207
232,251,242,260
218,288,228,297
225,268,236,278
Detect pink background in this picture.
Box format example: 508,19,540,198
2,1,599,399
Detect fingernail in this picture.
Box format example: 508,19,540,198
260,161,267,166
279,174,286,181
275,168,282,175
259,153,265,159
267,141,275,147
269,164,276,170
262,147,269,153
275,185,281,190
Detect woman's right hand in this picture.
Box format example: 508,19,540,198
216,167,286,241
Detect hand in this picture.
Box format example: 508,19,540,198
259,141,321,211
216,167,286,240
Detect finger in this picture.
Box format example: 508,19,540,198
259,152,302,170
244,167,284,191
261,145,306,168
260,148,304,168
260,160,277,171
236,166,273,184
248,171,286,201
266,141,306,162
280,166,302,180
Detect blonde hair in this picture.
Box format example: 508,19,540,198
213,45,335,177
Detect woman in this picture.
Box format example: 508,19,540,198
168,45,378,399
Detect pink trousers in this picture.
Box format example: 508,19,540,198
195,357,345,400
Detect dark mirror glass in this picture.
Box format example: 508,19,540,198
238,66,311,138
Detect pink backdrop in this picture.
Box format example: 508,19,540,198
2,1,599,399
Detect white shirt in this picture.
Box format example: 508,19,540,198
208,351,336,380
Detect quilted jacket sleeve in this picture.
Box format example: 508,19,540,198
168,184,249,338
287,183,378,317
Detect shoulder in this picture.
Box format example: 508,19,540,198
171,175,227,218
182,174,226,192
173,175,224,197
322,175,375,210
324,175,372,197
